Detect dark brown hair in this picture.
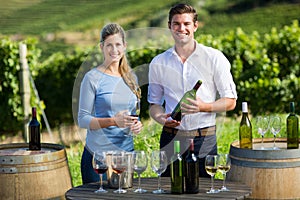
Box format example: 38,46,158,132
168,3,198,24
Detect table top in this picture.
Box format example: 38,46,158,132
65,177,251,200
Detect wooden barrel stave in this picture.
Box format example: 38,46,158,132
0,143,72,200
228,138,300,200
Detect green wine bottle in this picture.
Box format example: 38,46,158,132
171,80,202,121
287,102,299,149
171,140,184,194
239,102,252,149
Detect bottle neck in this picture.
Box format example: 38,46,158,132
174,141,180,154
290,102,295,114
193,80,202,91
32,107,37,119
188,139,194,152
242,102,248,113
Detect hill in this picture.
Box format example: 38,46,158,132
0,0,299,56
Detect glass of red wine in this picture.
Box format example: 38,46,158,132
92,151,108,193
125,100,140,137
111,151,128,193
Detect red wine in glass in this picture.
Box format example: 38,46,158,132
112,167,126,174
92,152,108,193
94,166,108,174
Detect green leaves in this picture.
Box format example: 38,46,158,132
0,38,40,131
198,20,300,115
1,20,299,133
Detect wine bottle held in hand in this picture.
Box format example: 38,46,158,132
287,102,299,149
170,140,184,194
29,107,41,150
185,139,199,194
239,102,252,149
171,80,202,121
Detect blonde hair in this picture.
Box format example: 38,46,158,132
100,23,141,99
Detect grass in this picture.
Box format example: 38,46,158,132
66,114,288,187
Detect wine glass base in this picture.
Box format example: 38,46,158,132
114,189,127,194
220,186,230,192
94,189,108,193
134,188,147,193
207,189,220,194
152,189,166,194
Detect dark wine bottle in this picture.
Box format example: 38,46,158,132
29,107,41,150
170,80,202,121
170,140,184,194
239,102,252,149
287,102,299,149
184,139,199,194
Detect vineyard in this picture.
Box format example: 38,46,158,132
0,0,299,187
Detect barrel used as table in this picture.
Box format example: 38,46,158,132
227,138,300,200
0,143,72,200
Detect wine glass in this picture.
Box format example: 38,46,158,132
151,150,168,194
111,151,127,193
270,116,281,150
125,100,140,137
217,154,231,192
256,116,270,149
205,155,220,194
133,150,148,193
92,151,108,193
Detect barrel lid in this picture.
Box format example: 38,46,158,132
230,138,300,168
0,143,66,165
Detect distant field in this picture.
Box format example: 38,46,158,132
1,1,299,36
0,0,176,35
199,3,300,35
0,0,299,56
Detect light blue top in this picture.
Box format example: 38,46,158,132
78,68,137,153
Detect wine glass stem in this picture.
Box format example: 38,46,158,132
138,173,141,189
118,173,122,191
211,175,215,190
99,174,103,190
158,175,161,190
273,135,276,148
223,173,226,188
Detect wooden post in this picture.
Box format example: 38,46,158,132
19,43,31,142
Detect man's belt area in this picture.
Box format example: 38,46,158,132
162,126,216,137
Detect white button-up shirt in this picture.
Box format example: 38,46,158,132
148,41,237,130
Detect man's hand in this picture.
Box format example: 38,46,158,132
164,113,181,128
181,97,201,115
149,104,180,128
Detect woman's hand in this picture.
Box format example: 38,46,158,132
113,110,130,128
130,120,143,135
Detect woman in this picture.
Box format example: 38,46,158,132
78,23,143,184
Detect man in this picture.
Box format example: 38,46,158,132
147,3,237,177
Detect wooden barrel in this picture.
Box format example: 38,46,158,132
0,143,72,200
227,138,300,200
